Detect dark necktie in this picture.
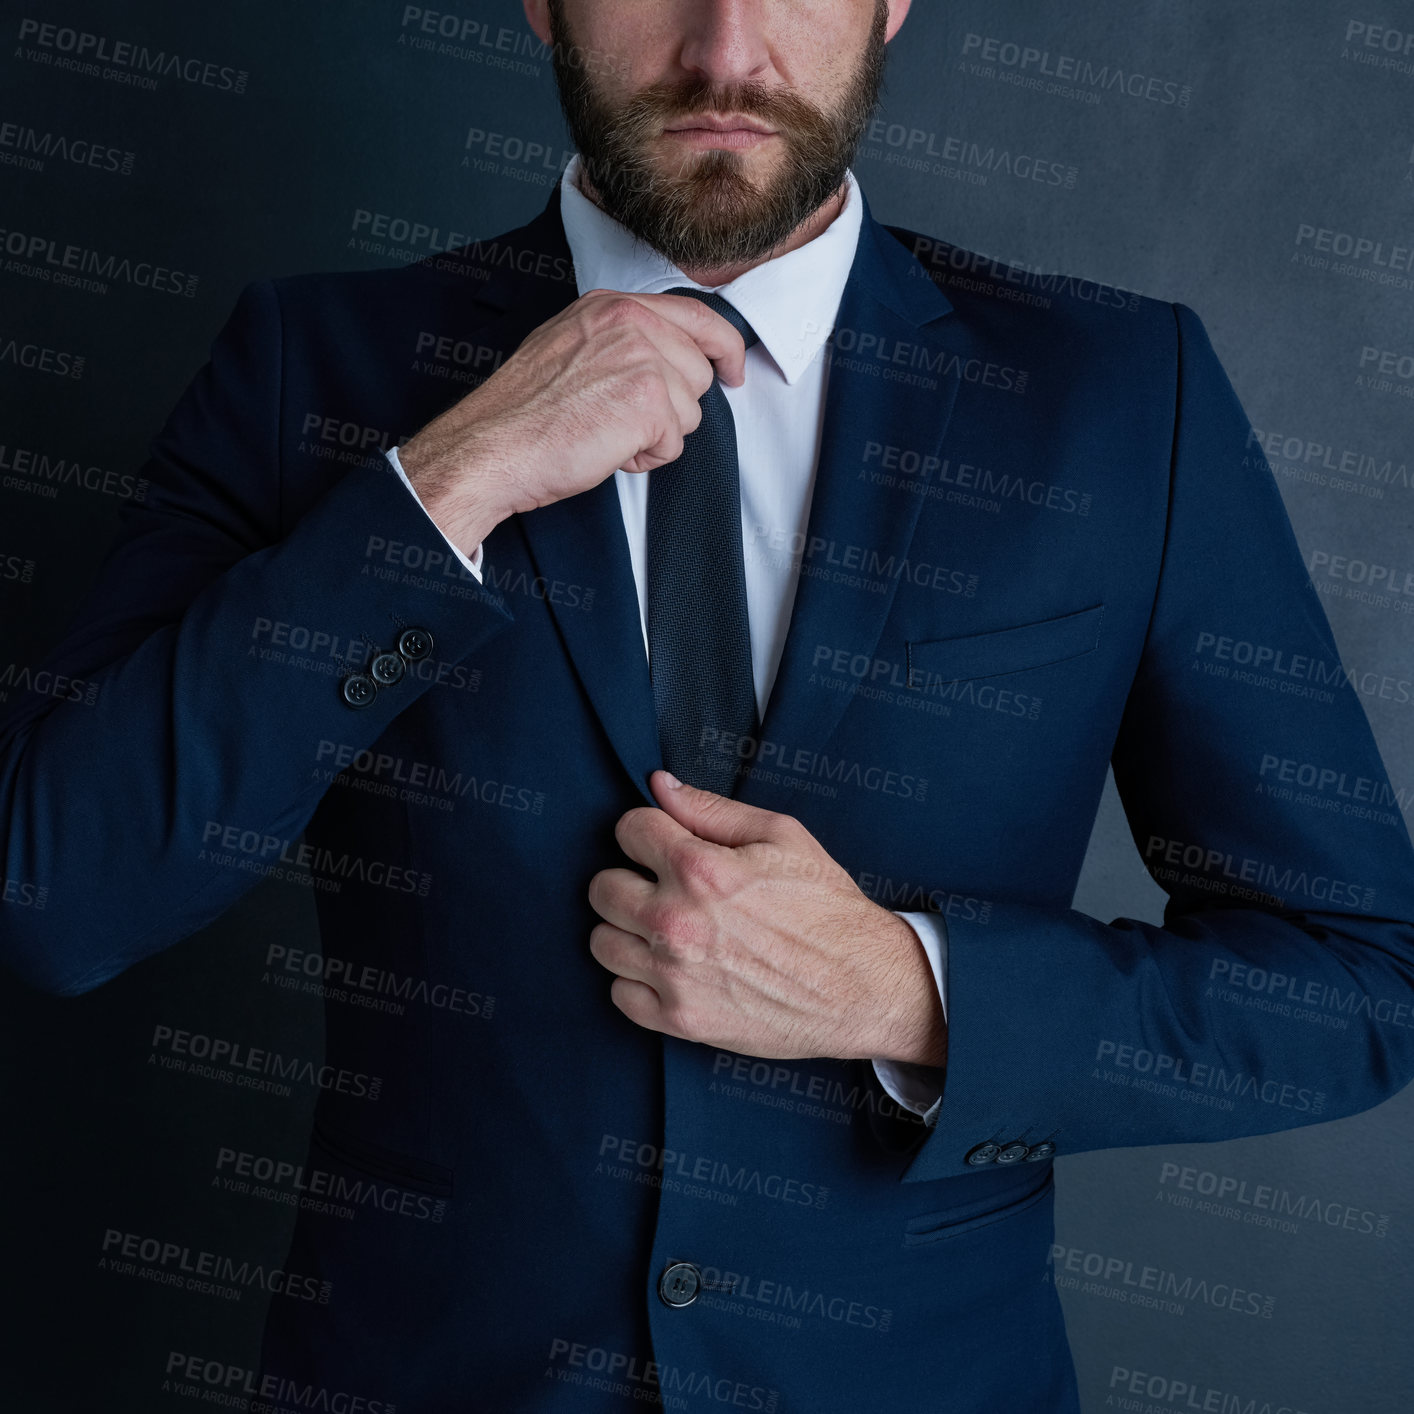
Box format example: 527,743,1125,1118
646,287,760,796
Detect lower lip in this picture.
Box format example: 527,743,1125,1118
662,128,776,150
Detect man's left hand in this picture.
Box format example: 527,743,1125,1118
587,769,947,1066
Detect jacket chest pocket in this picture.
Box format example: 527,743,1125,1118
905,603,1104,687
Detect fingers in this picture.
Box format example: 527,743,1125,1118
612,804,691,876
648,289,749,388
587,865,656,935
608,976,669,1034
581,286,747,390
589,920,656,985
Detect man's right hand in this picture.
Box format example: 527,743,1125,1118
395,288,750,560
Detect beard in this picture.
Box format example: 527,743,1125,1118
546,0,889,271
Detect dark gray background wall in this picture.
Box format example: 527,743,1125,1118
2,2,1411,1410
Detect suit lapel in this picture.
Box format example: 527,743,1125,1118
462,188,665,808
733,199,959,811
468,183,961,812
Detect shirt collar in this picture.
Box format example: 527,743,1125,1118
559,149,863,386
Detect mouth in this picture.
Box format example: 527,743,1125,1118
660,116,779,150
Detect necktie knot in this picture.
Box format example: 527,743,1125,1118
665,285,760,353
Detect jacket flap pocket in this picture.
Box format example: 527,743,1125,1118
907,603,1104,685
311,1119,455,1197
903,1169,1053,1246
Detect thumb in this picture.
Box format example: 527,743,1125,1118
650,769,771,848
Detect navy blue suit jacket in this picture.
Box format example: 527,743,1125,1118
4,182,1414,1412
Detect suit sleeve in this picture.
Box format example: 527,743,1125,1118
900,300,1414,1183
0,279,515,996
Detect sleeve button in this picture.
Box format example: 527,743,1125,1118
371,652,406,686
397,627,434,662
341,674,377,708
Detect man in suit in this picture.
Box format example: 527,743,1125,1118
4,0,1413,1409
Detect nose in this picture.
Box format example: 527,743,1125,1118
675,0,774,87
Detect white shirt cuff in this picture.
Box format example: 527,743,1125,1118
871,910,948,1124
384,445,484,582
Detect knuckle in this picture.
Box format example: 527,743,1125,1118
622,365,666,407
648,899,691,946
599,293,647,328
673,842,724,894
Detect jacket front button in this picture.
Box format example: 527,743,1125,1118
340,675,377,708
371,652,405,686
658,1261,702,1308
965,1142,1000,1166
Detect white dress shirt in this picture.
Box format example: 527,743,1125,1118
386,152,946,1123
